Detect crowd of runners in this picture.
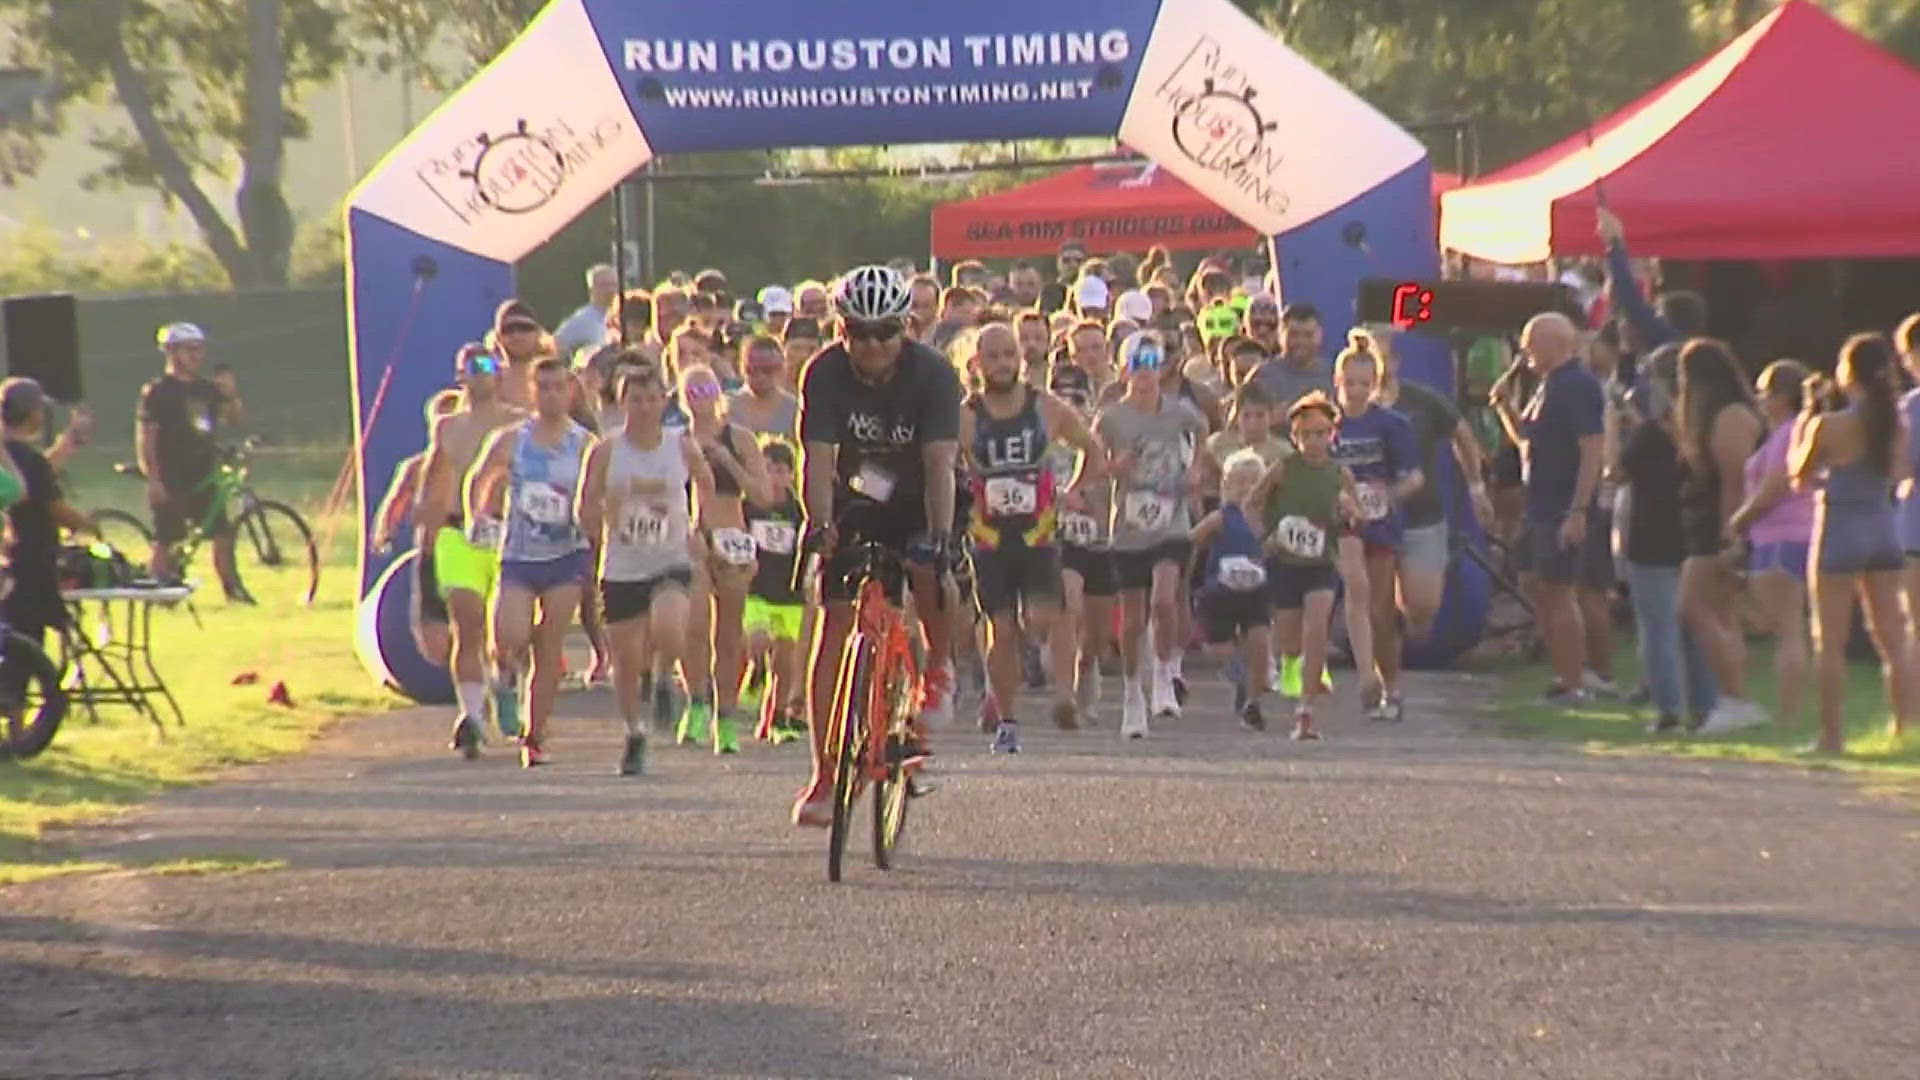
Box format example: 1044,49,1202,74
370,246,1477,823
371,233,1920,824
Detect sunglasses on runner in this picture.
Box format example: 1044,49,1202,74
463,352,500,376
845,319,902,343
1125,342,1164,373
682,379,723,402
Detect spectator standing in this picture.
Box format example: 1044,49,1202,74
1894,312,1920,682
1489,313,1604,705
1674,340,1768,732
1617,367,1717,732
1790,333,1916,753
553,264,617,362
1725,360,1814,733
139,322,248,600
2,378,97,677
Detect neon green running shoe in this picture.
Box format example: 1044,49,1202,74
1279,655,1303,699
676,698,709,747
712,710,740,755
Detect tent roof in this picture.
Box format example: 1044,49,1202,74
1440,0,1920,262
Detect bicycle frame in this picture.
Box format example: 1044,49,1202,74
842,560,921,788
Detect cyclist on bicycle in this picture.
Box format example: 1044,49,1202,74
792,265,963,828
138,322,247,601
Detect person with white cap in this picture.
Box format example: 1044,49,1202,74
139,322,247,600
756,285,794,338
1073,275,1111,323
1113,289,1154,326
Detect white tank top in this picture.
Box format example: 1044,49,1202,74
600,427,692,583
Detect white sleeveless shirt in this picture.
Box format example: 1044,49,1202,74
600,428,693,583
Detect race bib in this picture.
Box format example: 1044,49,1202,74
1058,512,1098,547
616,503,670,548
749,518,796,555
1355,482,1391,522
1122,492,1175,532
983,475,1039,517
711,527,758,567
466,516,503,549
519,485,570,526
1274,515,1326,559
1218,554,1268,592
850,462,896,503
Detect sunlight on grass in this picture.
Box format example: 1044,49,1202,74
1495,638,1920,785
1,446,399,882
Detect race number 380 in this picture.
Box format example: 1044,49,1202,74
520,486,570,526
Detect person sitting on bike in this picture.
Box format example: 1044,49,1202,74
138,322,248,601
2,378,99,673
792,265,963,828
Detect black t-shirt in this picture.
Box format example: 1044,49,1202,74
1619,419,1685,566
137,373,225,486
1391,381,1462,529
798,340,962,506
4,439,65,624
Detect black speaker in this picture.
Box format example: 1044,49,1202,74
2,293,83,402
1355,277,1582,335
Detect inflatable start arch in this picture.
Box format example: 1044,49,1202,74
344,0,1488,701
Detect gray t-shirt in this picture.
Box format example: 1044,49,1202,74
727,387,798,444
1095,395,1208,551
1389,381,1460,529
1250,356,1335,411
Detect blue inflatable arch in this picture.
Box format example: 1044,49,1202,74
345,0,1488,701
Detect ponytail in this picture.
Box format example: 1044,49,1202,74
1841,333,1900,475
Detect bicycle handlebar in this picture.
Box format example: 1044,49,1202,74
790,502,951,598
113,436,266,480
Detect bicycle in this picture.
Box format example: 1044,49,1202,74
795,514,936,883
0,580,72,761
95,437,320,606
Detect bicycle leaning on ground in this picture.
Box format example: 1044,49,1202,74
94,437,320,607
794,512,943,883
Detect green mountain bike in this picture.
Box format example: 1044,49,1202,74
96,438,320,606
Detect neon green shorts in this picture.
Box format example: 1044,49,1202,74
743,596,803,641
433,525,498,599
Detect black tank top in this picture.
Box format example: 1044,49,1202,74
967,387,1054,546
703,425,744,497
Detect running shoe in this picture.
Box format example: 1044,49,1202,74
1291,705,1321,741
792,781,833,828
520,737,549,767
1150,660,1181,721
1241,700,1266,732
1541,684,1590,708
1050,699,1078,730
618,732,647,776
491,683,523,739
772,712,808,744
920,663,956,730
1376,694,1405,723
450,716,481,761
1075,659,1101,727
712,710,740,755
1360,679,1385,715
677,698,710,747
1279,655,1303,699
1697,698,1770,736
1645,712,1683,735
990,719,1020,754
1120,678,1150,739
1582,670,1622,698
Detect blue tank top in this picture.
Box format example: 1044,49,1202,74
1205,504,1269,593
501,420,591,563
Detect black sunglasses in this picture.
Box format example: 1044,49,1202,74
846,320,903,343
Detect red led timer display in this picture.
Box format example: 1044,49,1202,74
1391,282,1434,331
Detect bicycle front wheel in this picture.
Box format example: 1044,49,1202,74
232,499,320,606
93,509,156,567
826,636,873,884
0,630,69,761
872,642,915,871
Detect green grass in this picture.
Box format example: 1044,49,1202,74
1492,635,1920,785
0,445,398,883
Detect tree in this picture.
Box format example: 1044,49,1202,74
351,0,546,91
2,0,349,287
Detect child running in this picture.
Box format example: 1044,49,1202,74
1255,392,1358,740
743,438,808,742
1188,449,1278,730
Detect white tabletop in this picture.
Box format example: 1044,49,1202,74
65,586,195,604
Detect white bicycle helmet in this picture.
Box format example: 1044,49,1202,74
830,265,912,322
157,321,206,347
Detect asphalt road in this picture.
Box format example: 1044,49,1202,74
4,670,1918,1079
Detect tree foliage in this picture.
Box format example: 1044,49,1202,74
2,0,350,287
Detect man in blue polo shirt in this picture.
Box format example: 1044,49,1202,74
1491,312,1605,705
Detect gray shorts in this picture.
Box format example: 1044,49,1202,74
1515,511,1614,591
1400,522,1449,575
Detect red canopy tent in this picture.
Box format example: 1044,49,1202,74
933,162,1462,260
1441,0,1920,263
